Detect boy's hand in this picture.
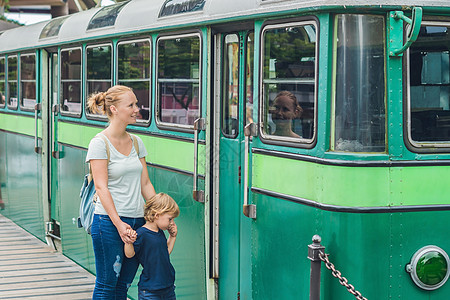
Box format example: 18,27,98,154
168,222,177,237
126,228,137,243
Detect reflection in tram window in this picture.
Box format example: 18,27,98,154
7,56,18,108
408,24,450,144
262,23,316,141
334,15,386,152
221,34,239,137
0,57,4,106
246,33,254,126
157,34,200,127
20,54,37,110
86,44,112,116
118,39,151,122
61,48,82,115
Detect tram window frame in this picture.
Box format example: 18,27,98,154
60,46,82,118
85,42,113,121
116,37,152,125
259,20,318,148
405,21,450,152
155,31,202,132
0,56,5,108
7,55,18,110
19,53,37,112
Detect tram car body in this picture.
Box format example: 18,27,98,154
1,0,450,298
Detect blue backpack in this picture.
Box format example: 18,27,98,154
78,134,139,234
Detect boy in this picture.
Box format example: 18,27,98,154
125,192,180,300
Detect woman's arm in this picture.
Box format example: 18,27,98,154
90,159,134,244
140,157,156,201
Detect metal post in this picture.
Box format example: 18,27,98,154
308,235,325,300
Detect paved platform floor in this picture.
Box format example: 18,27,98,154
0,214,96,299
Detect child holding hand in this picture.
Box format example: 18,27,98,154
124,192,180,300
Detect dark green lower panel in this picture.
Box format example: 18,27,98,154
0,131,45,241
251,192,450,299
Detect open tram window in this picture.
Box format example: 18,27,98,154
157,34,201,128
261,22,317,143
7,55,18,109
86,44,112,117
333,14,386,153
0,57,5,107
117,39,151,123
61,48,82,115
407,23,450,147
20,53,36,110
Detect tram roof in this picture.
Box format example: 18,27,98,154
1,0,450,53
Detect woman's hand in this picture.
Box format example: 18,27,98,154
116,221,134,244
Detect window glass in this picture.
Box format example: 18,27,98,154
61,48,82,114
87,1,128,30
334,15,386,152
118,40,151,122
20,54,36,109
157,34,200,127
0,57,5,106
39,16,69,39
221,34,239,137
87,44,112,115
262,23,316,141
246,32,254,125
7,56,18,108
408,24,450,143
159,0,206,17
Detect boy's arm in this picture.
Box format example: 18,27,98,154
167,222,177,254
124,242,136,258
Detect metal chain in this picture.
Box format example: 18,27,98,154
319,251,368,300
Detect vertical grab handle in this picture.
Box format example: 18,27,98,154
193,118,205,203
34,103,42,154
243,123,257,219
51,104,60,159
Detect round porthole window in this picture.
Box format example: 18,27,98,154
406,245,450,290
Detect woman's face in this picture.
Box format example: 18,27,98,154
272,95,298,121
111,91,140,124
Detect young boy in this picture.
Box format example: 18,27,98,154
125,192,180,300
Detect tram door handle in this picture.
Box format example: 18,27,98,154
243,123,257,219
192,118,206,203
51,104,60,159
34,103,42,154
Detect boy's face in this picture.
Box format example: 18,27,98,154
155,213,175,231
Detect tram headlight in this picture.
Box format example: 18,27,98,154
406,245,450,290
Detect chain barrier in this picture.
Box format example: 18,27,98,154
318,251,368,300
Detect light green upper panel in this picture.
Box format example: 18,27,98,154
252,153,450,207
0,113,39,137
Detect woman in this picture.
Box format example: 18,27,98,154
86,85,156,299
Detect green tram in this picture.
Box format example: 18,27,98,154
1,0,450,298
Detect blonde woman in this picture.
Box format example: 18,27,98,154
86,85,156,299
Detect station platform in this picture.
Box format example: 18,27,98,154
0,214,96,299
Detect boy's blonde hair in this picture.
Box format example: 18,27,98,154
144,193,180,222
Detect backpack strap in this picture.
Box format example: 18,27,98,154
129,133,140,157
88,134,111,182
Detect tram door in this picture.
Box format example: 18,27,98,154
213,30,254,299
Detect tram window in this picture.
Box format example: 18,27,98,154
261,22,316,142
7,56,18,109
408,24,450,145
246,32,254,126
61,48,82,115
86,44,112,116
117,39,151,122
157,34,200,128
20,54,36,110
221,34,239,137
0,57,5,107
333,15,386,152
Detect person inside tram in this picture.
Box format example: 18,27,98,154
86,85,156,299
270,90,303,138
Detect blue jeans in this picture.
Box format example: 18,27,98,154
91,214,145,300
138,286,176,300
